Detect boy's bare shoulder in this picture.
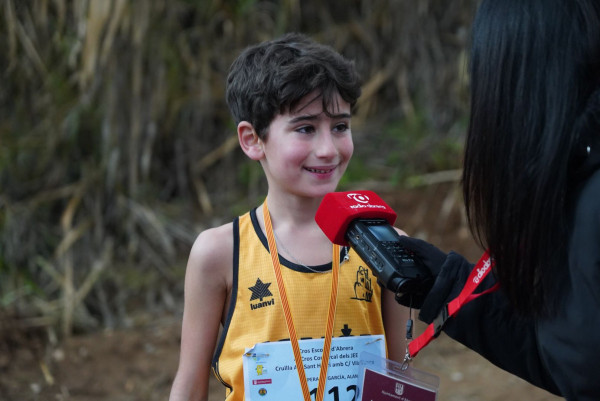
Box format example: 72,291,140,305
187,222,234,279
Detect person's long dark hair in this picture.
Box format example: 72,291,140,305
463,0,600,317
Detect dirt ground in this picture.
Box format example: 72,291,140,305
0,319,561,401
0,186,563,401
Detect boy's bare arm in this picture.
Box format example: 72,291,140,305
169,224,233,401
382,289,410,363
381,226,411,363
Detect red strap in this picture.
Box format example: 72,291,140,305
408,250,500,358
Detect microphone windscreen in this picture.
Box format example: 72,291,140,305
315,190,397,245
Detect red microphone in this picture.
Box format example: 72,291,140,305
315,190,397,246
316,190,432,296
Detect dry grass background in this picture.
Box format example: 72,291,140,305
1,0,475,337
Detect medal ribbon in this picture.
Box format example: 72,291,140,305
408,250,500,358
263,200,340,401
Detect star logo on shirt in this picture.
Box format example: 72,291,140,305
249,278,273,301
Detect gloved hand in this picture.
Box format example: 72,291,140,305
394,236,448,309
417,252,472,324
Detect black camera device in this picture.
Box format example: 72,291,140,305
345,218,433,296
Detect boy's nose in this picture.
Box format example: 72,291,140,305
314,132,338,158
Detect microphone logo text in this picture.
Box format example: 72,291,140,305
346,193,370,203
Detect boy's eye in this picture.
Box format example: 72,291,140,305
333,123,349,133
296,125,315,134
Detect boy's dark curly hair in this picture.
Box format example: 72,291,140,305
226,33,361,138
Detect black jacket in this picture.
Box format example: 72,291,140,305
420,148,600,400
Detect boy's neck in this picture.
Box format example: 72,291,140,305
263,192,321,226
260,193,333,265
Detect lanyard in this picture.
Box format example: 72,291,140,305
407,250,500,359
263,200,340,401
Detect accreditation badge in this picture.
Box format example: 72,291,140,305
357,352,439,401
242,335,385,401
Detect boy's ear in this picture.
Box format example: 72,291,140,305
238,121,264,160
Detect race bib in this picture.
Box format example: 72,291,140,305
243,335,385,401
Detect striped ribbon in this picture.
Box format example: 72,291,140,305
263,200,340,401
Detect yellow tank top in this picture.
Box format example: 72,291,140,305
211,208,386,400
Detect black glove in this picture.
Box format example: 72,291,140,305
394,236,448,309
418,252,472,324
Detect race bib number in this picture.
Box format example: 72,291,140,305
243,335,385,401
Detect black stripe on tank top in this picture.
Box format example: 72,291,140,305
210,216,239,391
249,207,332,274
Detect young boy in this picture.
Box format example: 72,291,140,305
169,33,408,401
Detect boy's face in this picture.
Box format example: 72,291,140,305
260,90,353,199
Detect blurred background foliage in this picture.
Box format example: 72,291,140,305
0,0,476,338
